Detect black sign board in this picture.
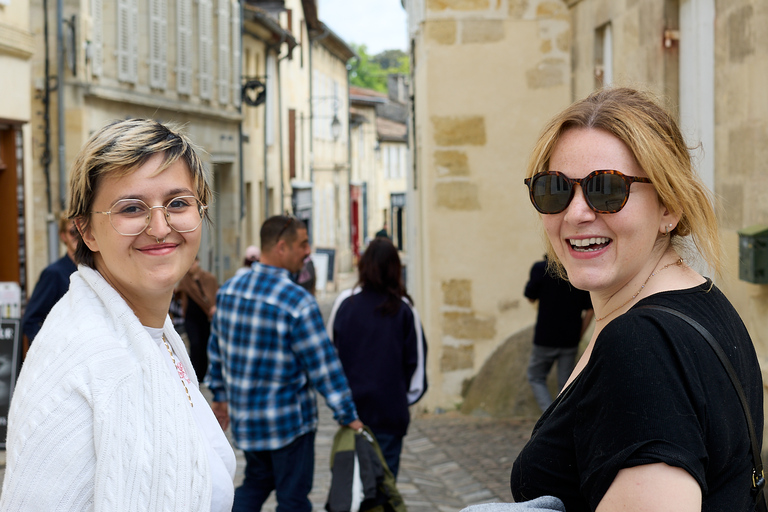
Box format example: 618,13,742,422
0,319,21,449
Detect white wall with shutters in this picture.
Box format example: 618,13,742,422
176,0,193,94
217,0,230,105
199,0,214,100
231,0,241,108
117,0,138,83
90,0,104,77
149,0,168,89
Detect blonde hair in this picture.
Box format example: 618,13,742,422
67,118,211,268
526,87,721,278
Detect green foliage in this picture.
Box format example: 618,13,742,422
348,44,410,93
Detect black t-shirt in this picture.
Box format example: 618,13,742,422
511,281,763,511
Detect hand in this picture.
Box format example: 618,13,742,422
346,419,364,431
211,401,230,431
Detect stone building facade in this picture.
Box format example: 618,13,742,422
0,0,34,299
406,0,768,443
404,0,573,411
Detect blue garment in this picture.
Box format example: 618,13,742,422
206,262,358,451
232,432,315,512
21,254,77,342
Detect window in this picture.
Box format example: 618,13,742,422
90,0,103,77
117,0,138,83
177,0,193,94
149,0,168,89
231,0,241,107
594,23,613,88
199,0,214,100
217,0,230,105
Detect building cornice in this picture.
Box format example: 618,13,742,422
78,82,243,123
0,23,34,60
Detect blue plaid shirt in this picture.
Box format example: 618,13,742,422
206,263,359,451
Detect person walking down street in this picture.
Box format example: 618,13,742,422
176,256,218,381
327,237,428,479
511,88,763,511
524,255,592,412
291,254,317,296
0,118,236,511
234,245,260,277
207,215,363,512
21,214,79,346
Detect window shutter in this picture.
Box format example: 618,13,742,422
217,0,230,105
199,0,213,100
117,0,131,81
231,0,241,107
90,0,103,77
149,0,168,89
176,0,192,94
129,0,138,82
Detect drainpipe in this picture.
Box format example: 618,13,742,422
56,0,66,213
263,52,269,219
346,65,352,259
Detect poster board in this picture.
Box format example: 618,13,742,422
0,318,21,449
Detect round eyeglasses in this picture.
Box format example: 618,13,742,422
524,170,653,214
92,195,208,236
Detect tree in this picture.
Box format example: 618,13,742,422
348,44,409,92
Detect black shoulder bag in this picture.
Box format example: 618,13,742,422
637,305,767,511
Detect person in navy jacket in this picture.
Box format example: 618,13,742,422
21,214,79,344
327,238,428,478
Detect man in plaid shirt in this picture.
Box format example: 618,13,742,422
207,215,362,512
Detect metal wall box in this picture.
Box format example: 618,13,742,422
738,225,768,284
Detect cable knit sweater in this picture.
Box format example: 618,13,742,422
0,266,212,511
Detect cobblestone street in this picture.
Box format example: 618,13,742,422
240,406,537,511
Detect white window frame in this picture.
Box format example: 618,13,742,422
149,0,168,89
217,0,230,105
90,0,104,77
177,0,193,94
199,0,214,100
117,0,138,84
231,0,242,107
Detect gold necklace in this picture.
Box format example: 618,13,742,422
596,258,684,322
162,334,194,407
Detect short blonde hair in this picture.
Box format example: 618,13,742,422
67,118,211,268
526,87,721,278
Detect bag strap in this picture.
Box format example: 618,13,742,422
637,305,766,508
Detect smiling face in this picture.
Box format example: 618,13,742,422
79,153,202,309
542,128,676,298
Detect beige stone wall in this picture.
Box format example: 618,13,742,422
566,0,768,447
407,0,572,410
712,1,768,451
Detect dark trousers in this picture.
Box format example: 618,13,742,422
233,431,315,512
370,429,403,480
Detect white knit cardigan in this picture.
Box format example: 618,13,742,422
0,266,212,511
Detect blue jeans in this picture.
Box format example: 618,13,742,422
232,431,315,512
370,430,403,480
527,344,578,412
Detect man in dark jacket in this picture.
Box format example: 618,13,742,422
524,256,593,412
22,215,78,345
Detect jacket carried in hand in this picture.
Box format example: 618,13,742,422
327,426,406,512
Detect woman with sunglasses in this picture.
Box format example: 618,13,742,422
0,119,236,511
511,88,763,511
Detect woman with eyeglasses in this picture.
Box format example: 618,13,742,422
0,119,236,511
510,88,763,511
